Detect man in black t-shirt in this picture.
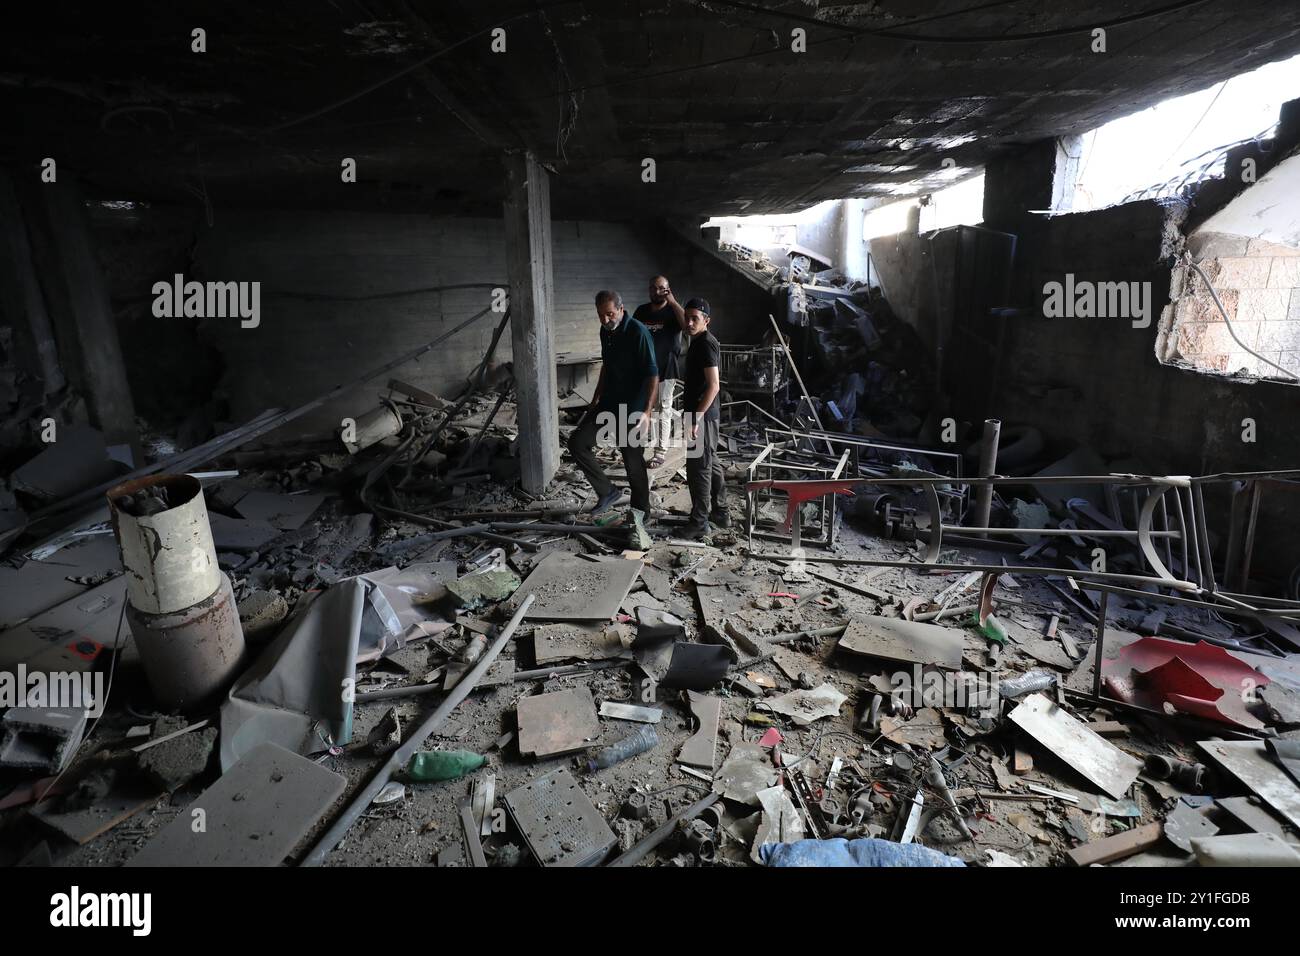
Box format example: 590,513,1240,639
632,275,687,468
680,298,727,538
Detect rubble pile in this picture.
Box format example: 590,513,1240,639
2,338,1299,872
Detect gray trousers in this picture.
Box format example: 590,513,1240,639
686,417,726,522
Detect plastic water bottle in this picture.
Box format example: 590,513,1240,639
998,670,1057,699
586,725,659,771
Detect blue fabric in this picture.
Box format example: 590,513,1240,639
760,838,966,868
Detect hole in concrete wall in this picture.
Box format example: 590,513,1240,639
1068,51,1300,211
1164,240,1300,380
1160,149,1300,383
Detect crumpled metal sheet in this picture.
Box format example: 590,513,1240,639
218,565,451,770
1104,637,1269,729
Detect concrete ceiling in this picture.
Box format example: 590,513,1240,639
3,0,1300,219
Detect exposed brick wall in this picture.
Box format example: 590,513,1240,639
1167,234,1300,376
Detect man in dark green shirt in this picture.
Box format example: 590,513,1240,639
568,290,658,546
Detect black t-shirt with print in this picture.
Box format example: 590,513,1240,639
684,331,721,423
634,302,685,381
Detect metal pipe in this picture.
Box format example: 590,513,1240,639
300,593,535,867
355,659,627,702
766,313,834,455
1091,590,1109,701
972,419,1000,537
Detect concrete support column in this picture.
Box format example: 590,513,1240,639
0,171,66,396
502,150,560,494
37,177,137,447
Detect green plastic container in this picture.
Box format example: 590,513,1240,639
405,750,486,782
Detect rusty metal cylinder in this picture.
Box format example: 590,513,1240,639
108,474,246,712
126,573,246,712
109,474,221,614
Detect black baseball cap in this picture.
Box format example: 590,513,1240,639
684,297,711,315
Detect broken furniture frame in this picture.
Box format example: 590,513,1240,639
1221,474,1300,595
746,473,1201,590
745,442,851,549
746,469,1300,635
761,425,969,530
719,343,788,410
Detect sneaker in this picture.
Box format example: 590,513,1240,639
680,520,711,540
628,508,653,550
710,509,731,529
591,488,621,515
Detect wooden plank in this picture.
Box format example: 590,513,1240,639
31,784,162,845
1067,823,1163,866
1200,739,1300,829
1008,693,1142,799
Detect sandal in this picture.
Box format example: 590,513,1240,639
649,454,666,469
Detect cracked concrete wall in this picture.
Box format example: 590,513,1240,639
87,207,772,438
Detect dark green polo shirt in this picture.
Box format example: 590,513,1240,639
598,311,658,415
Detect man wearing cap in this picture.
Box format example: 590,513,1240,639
568,290,658,548
633,275,687,469
680,297,728,538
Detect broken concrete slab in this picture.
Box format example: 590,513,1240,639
0,575,129,672
678,691,721,770
233,489,326,530
207,511,281,552
135,717,218,791
128,742,346,866
237,589,289,640
880,707,948,749
1190,832,1300,867
445,568,522,610
0,533,121,628
513,551,642,621
838,615,964,670
532,621,629,665
1008,694,1142,800
764,683,848,727
516,687,600,758
12,424,118,501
